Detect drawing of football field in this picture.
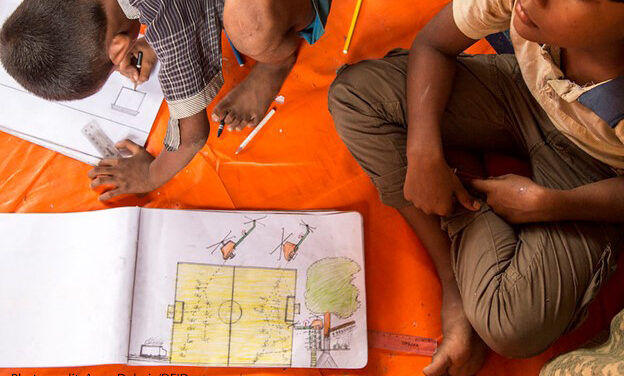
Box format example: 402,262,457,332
167,263,299,366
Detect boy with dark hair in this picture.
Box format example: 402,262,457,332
0,0,331,200
329,0,624,375
0,1,114,101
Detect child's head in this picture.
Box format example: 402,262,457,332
513,0,624,49
0,0,140,101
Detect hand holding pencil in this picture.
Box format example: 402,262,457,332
118,38,157,88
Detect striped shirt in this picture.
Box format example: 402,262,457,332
120,0,225,150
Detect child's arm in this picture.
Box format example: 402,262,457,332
471,174,624,223
403,4,480,216
88,111,209,201
546,176,624,222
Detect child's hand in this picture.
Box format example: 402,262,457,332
88,140,157,201
470,175,549,223
404,156,480,216
118,38,157,88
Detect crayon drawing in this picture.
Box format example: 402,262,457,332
300,257,361,367
125,211,367,369
166,263,299,366
270,221,316,262
207,216,266,260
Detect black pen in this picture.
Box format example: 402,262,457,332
217,120,225,138
133,51,143,91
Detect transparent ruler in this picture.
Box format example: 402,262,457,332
82,121,122,159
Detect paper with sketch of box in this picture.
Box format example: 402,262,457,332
0,0,164,165
112,87,147,116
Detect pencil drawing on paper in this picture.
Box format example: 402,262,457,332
165,263,300,366
127,215,365,368
270,221,316,262
294,257,361,367
206,216,266,260
138,337,168,360
111,86,147,116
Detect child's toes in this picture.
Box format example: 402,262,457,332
228,114,245,130
241,115,253,127
212,106,228,123
224,112,236,126
249,114,262,127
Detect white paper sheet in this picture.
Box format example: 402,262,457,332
0,0,164,165
0,207,140,367
129,209,367,369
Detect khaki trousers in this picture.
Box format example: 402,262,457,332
328,49,623,358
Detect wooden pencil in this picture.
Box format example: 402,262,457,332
235,108,277,155
343,0,363,54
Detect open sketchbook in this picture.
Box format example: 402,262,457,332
0,0,164,165
0,208,367,369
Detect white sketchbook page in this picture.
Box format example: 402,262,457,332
0,207,140,367
129,209,367,369
0,0,164,165
0,124,101,165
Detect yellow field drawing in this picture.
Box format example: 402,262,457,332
168,263,299,366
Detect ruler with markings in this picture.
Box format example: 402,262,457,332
82,120,122,159
368,330,438,356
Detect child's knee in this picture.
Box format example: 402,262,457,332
328,62,382,123
464,292,561,358
478,326,555,359
224,0,282,57
328,65,356,121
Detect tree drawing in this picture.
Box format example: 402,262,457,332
304,257,361,367
305,257,361,319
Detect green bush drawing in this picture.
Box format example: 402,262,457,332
305,257,361,319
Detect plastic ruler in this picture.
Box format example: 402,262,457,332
82,120,122,159
368,330,438,356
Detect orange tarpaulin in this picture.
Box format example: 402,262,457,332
0,0,622,375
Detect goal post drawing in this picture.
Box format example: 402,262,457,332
167,263,299,366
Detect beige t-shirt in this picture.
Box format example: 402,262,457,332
453,0,624,173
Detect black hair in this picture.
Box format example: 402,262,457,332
0,0,111,101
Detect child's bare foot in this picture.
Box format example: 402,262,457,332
424,290,488,376
212,60,294,130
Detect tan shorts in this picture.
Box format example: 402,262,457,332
328,49,623,357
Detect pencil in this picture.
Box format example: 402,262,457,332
235,108,276,155
226,33,245,67
343,0,363,54
217,120,225,138
134,51,143,90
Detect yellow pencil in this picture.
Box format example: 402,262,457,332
343,0,363,54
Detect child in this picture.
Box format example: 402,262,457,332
0,0,331,200
328,0,624,375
